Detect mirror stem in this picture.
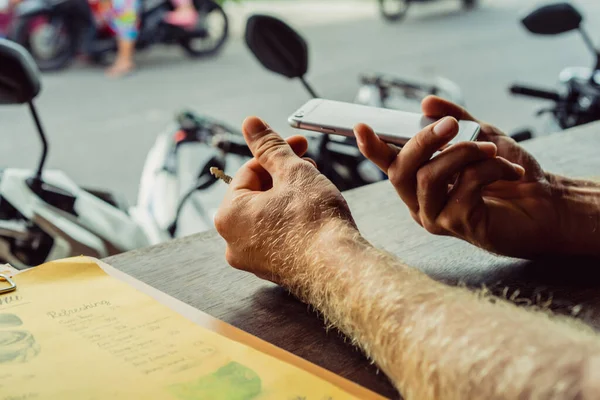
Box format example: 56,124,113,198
28,101,48,182
300,77,319,98
579,28,600,68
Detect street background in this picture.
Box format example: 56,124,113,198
2,0,599,202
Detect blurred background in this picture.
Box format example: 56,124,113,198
1,0,599,203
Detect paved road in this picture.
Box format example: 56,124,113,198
1,0,599,202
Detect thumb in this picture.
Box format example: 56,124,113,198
242,117,298,176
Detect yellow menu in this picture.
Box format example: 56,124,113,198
0,257,384,400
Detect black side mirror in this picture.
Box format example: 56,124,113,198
0,38,49,187
522,2,582,35
244,14,319,98
0,38,41,104
245,15,309,80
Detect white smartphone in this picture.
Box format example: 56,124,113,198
288,99,480,146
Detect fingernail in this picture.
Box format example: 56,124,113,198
512,163,526,176
433,117,457,137
477,142,497,157
243,117,269,138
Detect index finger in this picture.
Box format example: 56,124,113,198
390,117,459,211
221,135,313,212
242,117,299,178
229,135,311,194
421,95,478,122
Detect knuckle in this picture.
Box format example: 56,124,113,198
213,209,230,238
287,164,325,191
410,210,423,227
411,131,429,152
421,217,444,235
437,213,463,235
214,200,248,240
285,159,314,180
464,206,487,237
416,166,436,189
458,141,482,155
387,163,406,188
225,248,245,271
254,133,287,162
460,165,480,182
447,142,483,162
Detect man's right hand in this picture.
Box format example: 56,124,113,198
353,96,587,259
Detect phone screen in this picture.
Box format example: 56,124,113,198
289,99,480,146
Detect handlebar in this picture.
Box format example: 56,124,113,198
212,133,253,158
360,73,432,93
509,84,561,102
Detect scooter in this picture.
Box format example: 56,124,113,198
0,37,385,269
378,0,477,22
510,2,600,135
9,0,228,71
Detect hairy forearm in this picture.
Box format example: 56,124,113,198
550,175,600,257
283,220,600,399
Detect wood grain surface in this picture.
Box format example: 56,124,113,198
106,122,600,399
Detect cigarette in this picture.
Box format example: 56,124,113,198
210,167,232,184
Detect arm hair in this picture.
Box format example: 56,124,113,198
279,220,600,400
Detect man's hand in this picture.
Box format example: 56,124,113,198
354,96,564,258
214,117,356,284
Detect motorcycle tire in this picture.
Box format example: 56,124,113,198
11,14,77,72
463,0,477,9
180,0,229,58
378,0,410,22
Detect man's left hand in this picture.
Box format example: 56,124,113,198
215,117,356,283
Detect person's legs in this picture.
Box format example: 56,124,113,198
164,0,198,27
106,0,138,77
107,37,135,76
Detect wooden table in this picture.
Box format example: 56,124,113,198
106,122,600,399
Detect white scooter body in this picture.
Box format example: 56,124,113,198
0,123,247,269
134,125,246,239
0,168,153,269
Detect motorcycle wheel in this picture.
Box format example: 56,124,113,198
12,14,77,72
180,0,229,58
463,0,477,9
378,0,410,22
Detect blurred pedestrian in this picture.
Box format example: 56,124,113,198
106,0,199,77
105,0,139,77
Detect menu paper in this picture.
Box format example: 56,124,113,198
0,257,384,399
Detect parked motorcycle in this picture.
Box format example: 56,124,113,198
378,0,477,22
510,2,600,134
9,0,229,71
